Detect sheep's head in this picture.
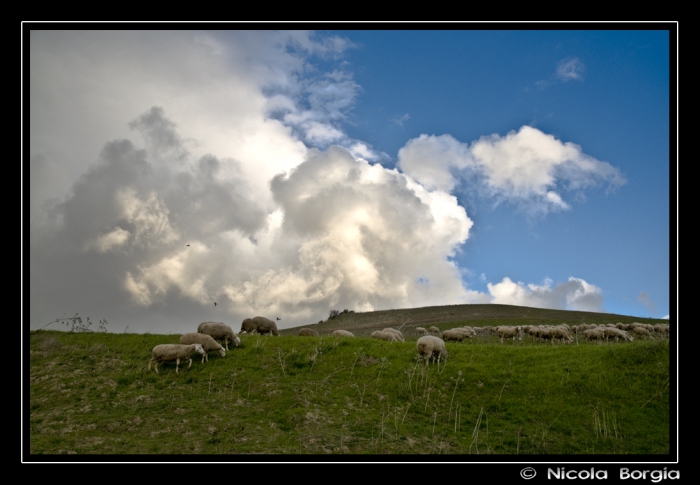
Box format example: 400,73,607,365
218,348,226,358
193,344,205,355
233,335,241,347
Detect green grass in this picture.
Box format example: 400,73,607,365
28,327,670,455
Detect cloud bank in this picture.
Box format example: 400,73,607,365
29,31,621,332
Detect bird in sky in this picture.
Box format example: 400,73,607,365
276,317,281,321
186,244,190,246
214,302,217,307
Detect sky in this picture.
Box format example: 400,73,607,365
26,27,674,334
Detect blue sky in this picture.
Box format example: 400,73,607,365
27,27,674,333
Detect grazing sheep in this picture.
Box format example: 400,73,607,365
332,329,354,337
606,328,634,342
583,329,605,343
632,326,653,339
371,330,400,342
550,326,573,344
198,322,240,351
655,325,669,337
298,328,320,337
415,327,428,336
383,328,405,342
429,326,441,336
442,328,470,343
416,336,448,365
497,326,523,343
473,326,495,337
148,344,205,374
180,333,226,363
241,316,280,336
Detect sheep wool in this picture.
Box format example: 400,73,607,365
332,329,354,337
298,328,320,337
382,328,405,341
180,333,226,363
198,322,240,350
371,330,400,342
416,336,448,365
149,344,205,374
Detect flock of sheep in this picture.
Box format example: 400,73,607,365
148,319,254,374
149,317,670,373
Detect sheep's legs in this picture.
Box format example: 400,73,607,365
175,358,180,374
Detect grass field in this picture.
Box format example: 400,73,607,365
27,304,672,457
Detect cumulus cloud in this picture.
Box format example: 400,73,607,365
31,102,477,330
487,276,605,312
397,134,474,192
397,126,626,214
29,30,616,334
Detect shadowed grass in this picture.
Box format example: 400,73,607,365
28,329,669,455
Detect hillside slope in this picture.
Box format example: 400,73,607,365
279,303,668,337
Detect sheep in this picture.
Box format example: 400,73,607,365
383,328,405,342
416,336,448,365
583,329,605,343
332,329,354,337
550,326,573,344
180,333,226,363
442,328,470,343
428,326,441,336
497,326,523,343
606,328,634,342
371,330,400,342
473,326,495,337
148,344,205,374
632,326,653,339
415,327,428,336
198,321,240,351
241,316,280,336
460,326,477,337
298,328,320,337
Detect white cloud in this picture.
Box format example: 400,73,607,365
28,31,618,333
398,126,625,214
487,276,604,312
662,315,669,320
397,134,474,192
556,57,585,81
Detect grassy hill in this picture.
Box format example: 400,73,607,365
279,303,669,336
27,304,671,457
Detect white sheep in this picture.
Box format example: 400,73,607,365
415,327,428,336
416,336,448,365
298,328,320,337
382,328,405,341
240,316,280,336
583,329,605,343
198,322,240,351
497,326,523,343
632,326,653,339
332,329,354,337
371,330,400,342
148,344,205,374
550,326,573,344
429,326,441,336
442,328,470,343
180,333,226,363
